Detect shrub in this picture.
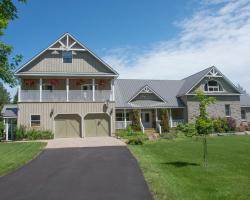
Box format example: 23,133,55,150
160,109,170,133
226,117,236,132
131,109,141,131
176,123,197,137
15,126,53,140
127,137,144,145
0,120,4,139
160,132,177,140
116,126,147,140
212,117,229,133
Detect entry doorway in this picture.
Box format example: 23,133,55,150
141,111,152,128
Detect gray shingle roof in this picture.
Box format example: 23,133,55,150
1,104,18,118
178,67,213,96
115,79,185,108
240,94,250,107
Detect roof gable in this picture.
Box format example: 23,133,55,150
15,33,118,76
128,85,166,103
178,66,241,96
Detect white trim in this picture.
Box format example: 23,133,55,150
204,79,224,93
111,79,115,101
15,33,119,75
30,114,41,128
128,85,166,103
66,78,69,102
169,108,173,128
15,72,118,77
92,79,95,101
49,48,86,51
124,109,127,128
18,84,21,102
39,78,42,102
5,118,8,141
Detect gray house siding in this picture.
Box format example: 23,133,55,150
19,51,113,74
17,102,116,136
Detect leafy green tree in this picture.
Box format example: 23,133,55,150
131,109,141,131
0,0,26,87
195,90,215,167
160,109,170,133
0,82,10,111
12,91,18,103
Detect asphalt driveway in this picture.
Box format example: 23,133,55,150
0,146,153,200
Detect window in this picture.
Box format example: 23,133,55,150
81,84,98,91
241,109,247,120
225,104,231,117
31,115,40,127
42,84,53,91
63,51,72,63
116,112,129,121
204,80,223,92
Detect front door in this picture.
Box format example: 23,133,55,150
141,111,152,128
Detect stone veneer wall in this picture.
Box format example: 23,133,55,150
185,95,241,125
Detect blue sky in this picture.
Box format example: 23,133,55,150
3,0,250,96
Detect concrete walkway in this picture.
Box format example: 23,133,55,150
46,137,126,149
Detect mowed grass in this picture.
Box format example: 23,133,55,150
128,136,250,200
0,142,46,176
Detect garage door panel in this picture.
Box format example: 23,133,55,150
55,114,81,138
84,113,110,137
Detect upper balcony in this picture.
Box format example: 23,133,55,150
18,78,114,102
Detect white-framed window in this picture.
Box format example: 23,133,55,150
204,80,223,92
116,112,129,121
225,104,231,117
81,84,98,91
30,115,41,127
241,109,247,120
42,83,53,91
62,51,72,63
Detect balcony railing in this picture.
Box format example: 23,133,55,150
115,121,132,129
20,90,112,102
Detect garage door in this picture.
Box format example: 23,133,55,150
84,113,110,137
55,114,81,138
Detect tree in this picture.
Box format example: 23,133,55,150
0,0,26,87
12,91,18,104
195,90,215,167
0,82,11,111
160,109,170,133
131,109,141,131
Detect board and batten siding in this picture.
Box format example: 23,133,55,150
20,51,112,73
18,102,116,136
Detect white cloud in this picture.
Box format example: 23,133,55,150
104,0,250,92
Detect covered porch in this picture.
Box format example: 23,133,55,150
115,108,185,133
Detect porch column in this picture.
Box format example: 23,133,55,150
124,109,127,128
39,78,42,102
66,78,69,102
169,108,173,128
111,79,115,101
18,82,21,102
92,79,95,101
155,109,158,122
5,119,8,141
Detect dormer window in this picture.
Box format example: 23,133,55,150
204,80,223,92
63,51,72,63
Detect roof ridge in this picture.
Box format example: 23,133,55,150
182,66,214,80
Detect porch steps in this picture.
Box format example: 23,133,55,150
144,128,160,140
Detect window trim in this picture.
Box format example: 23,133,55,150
115,111,129,121
62,51,73,63
241,108,247,120
81,84,98,91
30,114,41,127
225,104,231,117
204,80,224,93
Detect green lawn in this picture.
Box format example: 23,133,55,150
128,136,250,200
0,142,46,176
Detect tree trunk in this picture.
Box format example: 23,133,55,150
203,134,207,167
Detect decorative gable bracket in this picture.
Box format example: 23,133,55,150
205,67,223,78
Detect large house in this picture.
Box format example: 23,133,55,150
2,33,250,139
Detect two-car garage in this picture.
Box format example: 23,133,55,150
54,113,110,138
